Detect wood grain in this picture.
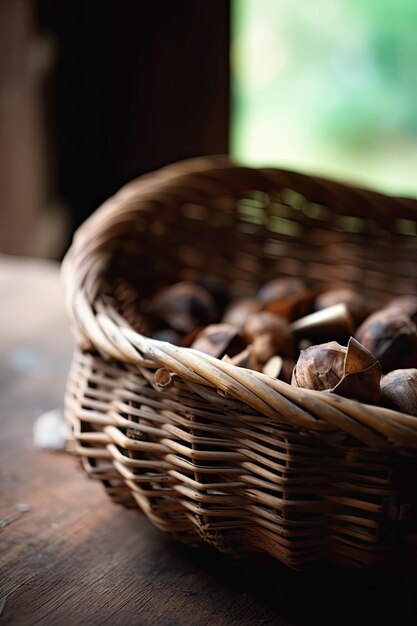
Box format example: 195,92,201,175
1,257,416,625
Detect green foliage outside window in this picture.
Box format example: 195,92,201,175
232,0,417,195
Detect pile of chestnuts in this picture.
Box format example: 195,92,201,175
143,278,417,415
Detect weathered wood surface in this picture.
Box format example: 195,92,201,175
0,257,416,625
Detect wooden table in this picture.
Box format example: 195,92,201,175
1,257,416,625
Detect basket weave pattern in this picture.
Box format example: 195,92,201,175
63,157,417,569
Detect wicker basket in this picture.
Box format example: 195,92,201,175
63,156,417,570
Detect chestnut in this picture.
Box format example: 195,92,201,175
191,323,246,359
256,277,306,305
315,288,370,325
151,281,217,333
251,333,278,364
383,295,417,324
292,337,381,404
197,277,230,313
355,309,417,373
244,311,296,361
222,298,262,329
380,369,417,416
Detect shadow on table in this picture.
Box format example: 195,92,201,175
161,535,416,625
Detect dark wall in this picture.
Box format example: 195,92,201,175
38,0,230,236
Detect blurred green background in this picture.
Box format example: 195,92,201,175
232,0,417,196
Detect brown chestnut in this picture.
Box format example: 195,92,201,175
245,312,296,361
315,288,370,325
264,289,316,322
355,309,417,373
197,277,230,313
191,323,246,359
222,298,262,329
256,277,306,305
380,369,417,415
152,281,217,333
383,296,417,324
251,333,278,364
292,337,381,404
